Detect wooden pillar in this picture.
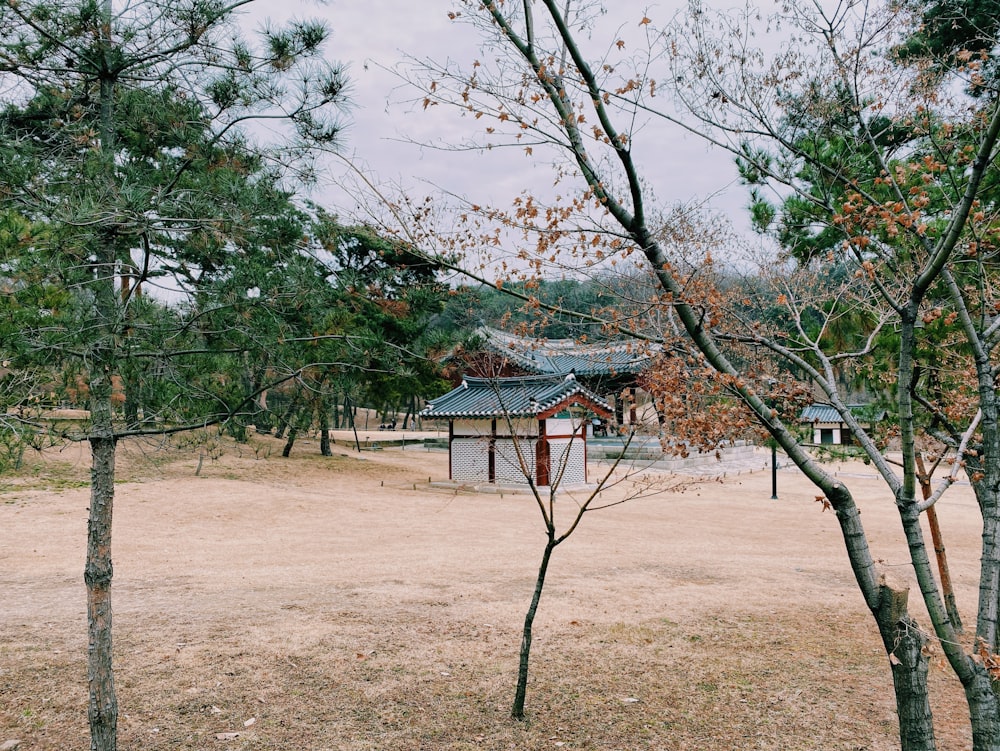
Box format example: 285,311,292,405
536,418,549,486
488,418,496,483
448,420,454,480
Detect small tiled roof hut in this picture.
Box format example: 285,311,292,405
420,373,612,487
800,403,885,446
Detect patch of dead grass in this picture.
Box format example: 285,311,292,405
0,435,977,750
1,603,969,750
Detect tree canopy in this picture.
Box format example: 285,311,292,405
0,2,352,748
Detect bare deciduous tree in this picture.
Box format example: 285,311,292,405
397,1,1000,748
422,369,678,719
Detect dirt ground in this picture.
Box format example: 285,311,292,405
0,430,984,750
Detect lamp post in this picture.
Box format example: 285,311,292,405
771,440,778,500
765,378,779,500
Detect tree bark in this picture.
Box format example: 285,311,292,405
86,422,118,751
346,393,355,428
282,403,312,458
282,422,298,457
980,512,1000,653
319,397,332,456
512,537,555,720
88,255,120,751
88,5,120,742
875,577,936,751
885,618,935,751
895,497,1000,749
964,666,1000,751
916,454,962,633
274,394,300,440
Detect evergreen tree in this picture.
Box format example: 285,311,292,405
0,3,347,748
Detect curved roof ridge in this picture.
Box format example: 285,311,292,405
421,371,611,419
461,372,575,385
474,325,655,377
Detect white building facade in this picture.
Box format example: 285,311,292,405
421,374,612,487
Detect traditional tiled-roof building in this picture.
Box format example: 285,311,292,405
420,373,612,487
471,326,653,377
800,403,885,445
452,326,655,425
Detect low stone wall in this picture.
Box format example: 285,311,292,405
588,438,762,473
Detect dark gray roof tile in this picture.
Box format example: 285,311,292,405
475,326,653,377
421,373,612,419
800,403,885,423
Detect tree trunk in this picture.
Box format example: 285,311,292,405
86,417,118,751
915,453,962,632
283,403,313,458
319,398,332,456
891,497,1000,749
274,394,300,440
89,10,120,739
87,243,119,751
282,422,298,457
875,578,936,751
808,475,940,750
402,393,414,430
512,537,555,720
926,504,962,630
252,388,272,434
890,630,935,751
962,502,1000,750
964,668,1000,751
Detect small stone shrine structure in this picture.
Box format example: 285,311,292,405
420,373,612,487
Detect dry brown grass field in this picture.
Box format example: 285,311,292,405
0,431,982,750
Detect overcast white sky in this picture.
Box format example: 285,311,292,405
253,0,751,239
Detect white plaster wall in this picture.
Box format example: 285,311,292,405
548,439,586,485
545,417,582,436
451,437,490,481
452,419,491,437
495,417,536,437
494,438,536,484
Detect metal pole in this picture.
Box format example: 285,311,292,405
771,443,778,499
